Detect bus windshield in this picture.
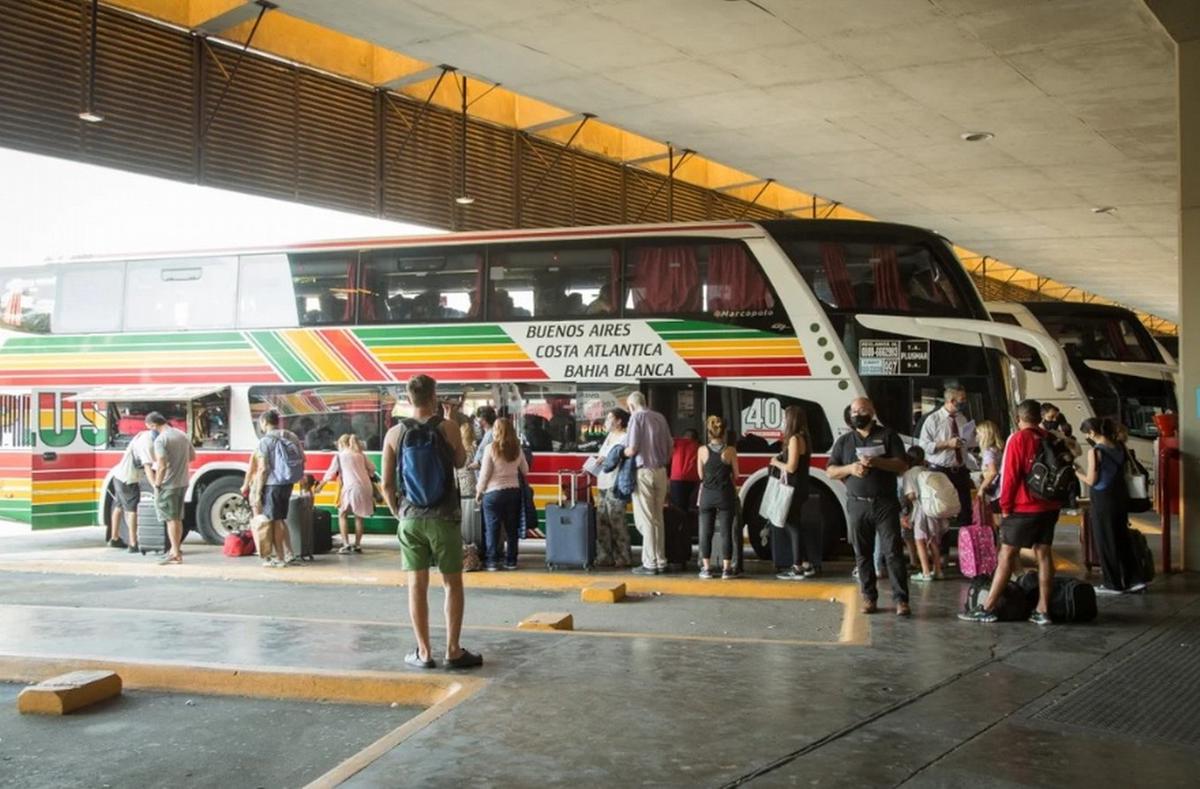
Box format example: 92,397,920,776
1034,313,1158,362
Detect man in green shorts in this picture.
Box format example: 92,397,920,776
382,374,481,670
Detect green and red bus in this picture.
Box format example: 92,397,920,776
0,219,1063,559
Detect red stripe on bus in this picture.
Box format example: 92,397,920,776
318,329,391,382
687,364,812,377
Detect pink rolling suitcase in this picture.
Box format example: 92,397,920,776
957,499,998,578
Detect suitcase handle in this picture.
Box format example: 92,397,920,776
557,469,582,508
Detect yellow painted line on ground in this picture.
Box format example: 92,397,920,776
0,652,483,789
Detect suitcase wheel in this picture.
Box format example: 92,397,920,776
546,563,556,571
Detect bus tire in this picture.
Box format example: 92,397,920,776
195,475,251,544
740,481,773,561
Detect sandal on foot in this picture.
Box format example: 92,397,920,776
404,650,436,669
444,649,483,669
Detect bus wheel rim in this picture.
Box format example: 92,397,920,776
214,492,251,535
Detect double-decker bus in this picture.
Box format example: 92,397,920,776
0,220,1063,560
986,301,1177,477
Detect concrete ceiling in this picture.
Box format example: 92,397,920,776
272,0,1179,320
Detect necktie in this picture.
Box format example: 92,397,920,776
950,416,964,466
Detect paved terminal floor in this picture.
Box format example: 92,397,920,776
0,521,1197,788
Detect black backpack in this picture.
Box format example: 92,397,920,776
965,575,1031,622
1025,431,1075,502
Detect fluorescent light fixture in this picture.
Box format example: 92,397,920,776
455,195,475,205
959,131,994,142
78,110,104,123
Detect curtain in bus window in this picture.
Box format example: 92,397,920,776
871,245,909,311
820,243,855,308
707,244,773,313
630,246,701,313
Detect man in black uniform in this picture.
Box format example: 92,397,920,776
828,397,911,616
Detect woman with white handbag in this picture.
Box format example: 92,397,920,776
1076,417,1147,594
771,406,815,580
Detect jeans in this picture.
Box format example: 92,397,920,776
847,497,909,603
482,487,522,566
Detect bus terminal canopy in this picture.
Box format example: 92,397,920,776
64,385,228,402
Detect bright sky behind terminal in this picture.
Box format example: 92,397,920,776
0,147,437,267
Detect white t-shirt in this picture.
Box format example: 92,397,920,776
114,430,155,485
594,431,626,491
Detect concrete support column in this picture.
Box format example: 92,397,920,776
1147,1,1200,569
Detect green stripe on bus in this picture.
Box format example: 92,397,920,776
0,502,31,520
0,332,249,353
647,319,769,336
32,501,99,515
246,332,314,383
353,324,510,342
356,335,518,348
32,512,95,529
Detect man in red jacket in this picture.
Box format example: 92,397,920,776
959,399,1060,625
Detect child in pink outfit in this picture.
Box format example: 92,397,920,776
316,433,377,553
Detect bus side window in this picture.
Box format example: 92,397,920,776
124,257,238,332
0,268,55,334
625,240,781,331
56,262,125,333
249,386,383,451
706,385,833,455
487,246,618,321
991,313,1045,371
360,249,483,324
239,254,301,328
288,254,356,326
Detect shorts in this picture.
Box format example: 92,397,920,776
113,479,140,511
262,484,293,521
154,486,185,523
398,517,463,574
999,510,1059,549
911,509,947,543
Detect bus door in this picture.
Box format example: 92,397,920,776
642,380,704,441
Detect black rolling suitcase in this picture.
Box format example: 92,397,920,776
312,507,332,555
136,491,169,555
663,502,692,571
1129,528,1155,583
286,494,315,560
545,471,595,570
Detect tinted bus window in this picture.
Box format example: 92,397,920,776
1038,314,1155,362
624,240,781,330
249,386,384,451
706,385,833,454
991,312,1045,371
289,254,355,326
779,240,963,315
361,248,483,323
487,245,618,321
0,267,55,333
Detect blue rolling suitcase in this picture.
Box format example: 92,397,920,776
545,471,596,571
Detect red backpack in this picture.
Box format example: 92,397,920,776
223,531,255,557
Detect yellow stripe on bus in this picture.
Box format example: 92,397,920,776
279,331,357,382
31,479,101,494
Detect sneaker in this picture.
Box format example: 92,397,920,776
801,563,818,578
1128,582,1148,593
338,545,353,554
721,567,734,580
1095,585,1123,595
911,572,933,583
631,565,660,576
503,563,518,571
127,545,139,554
108,538,128,549
286,556,302,566
284,553,297,564
698,566,713,579
485,563,499,572
352,545,363,553
775,568,805,581
1028,611,1052,626
958,608,998,623
933,571,945,581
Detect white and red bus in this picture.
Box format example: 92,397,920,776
0,219,1063,559
986,301,1177,477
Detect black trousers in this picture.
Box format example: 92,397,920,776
1090,485,1142,590
848,497,909,603
932,465,973,527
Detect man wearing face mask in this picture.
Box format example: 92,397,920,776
828,398,912,616
918,386,975,526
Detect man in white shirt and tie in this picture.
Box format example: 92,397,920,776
918,386,975,526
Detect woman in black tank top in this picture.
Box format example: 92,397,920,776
771,406,816,580
697,415,739,579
